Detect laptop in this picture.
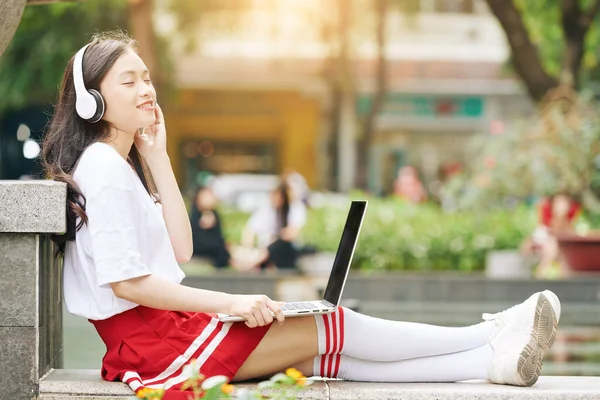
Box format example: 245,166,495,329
217,200,367,322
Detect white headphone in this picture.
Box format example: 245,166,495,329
73,43,105,123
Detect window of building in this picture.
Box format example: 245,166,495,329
180,139,278,188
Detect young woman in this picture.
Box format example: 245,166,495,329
42,32,561,399
241,183,306,270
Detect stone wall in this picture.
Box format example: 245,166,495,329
0,181,66,399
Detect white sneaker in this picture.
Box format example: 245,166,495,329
483,291,559,386
542,290,561,324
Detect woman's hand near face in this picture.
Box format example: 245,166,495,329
228,294,285,328
134,103,167,162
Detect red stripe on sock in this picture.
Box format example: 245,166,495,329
328,312,338,376
338,307,345,354
333,354,341,378
321,314,330,376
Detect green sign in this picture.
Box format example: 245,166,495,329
357,94,484,118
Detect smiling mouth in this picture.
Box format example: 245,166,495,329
137,101,155,110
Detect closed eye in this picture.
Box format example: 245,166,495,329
123,82,134,86
144,79,152,84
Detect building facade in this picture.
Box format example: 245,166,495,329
155,0,534,195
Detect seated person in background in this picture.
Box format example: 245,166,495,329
521,194,581,278
393,166,428,204
190,186,231,268
241,182,307,270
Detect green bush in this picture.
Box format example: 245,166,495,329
217,194,537,272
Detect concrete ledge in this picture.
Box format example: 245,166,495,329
40,370,600,400
0,181,66,233
328,378,600,399
39,369,328,399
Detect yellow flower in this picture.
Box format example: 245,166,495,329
136,387,164,399
221,383,235,394
296,377,307,386
285,368,305,380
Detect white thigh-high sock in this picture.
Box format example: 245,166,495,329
314,307,496,363
313,344,493,382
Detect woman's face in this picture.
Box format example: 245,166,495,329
196,188,217,210
99,49,157,134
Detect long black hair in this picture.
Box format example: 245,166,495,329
41,31,157,254
275,183,291,230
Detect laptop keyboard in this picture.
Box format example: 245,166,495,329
281,302,322,311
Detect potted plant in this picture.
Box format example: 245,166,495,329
447,85,600,273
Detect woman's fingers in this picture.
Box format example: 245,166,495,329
244,314,258,328
259,307,274,326
154,102,164,124
267,300,286,325
248,306,267,327
236,295,286,327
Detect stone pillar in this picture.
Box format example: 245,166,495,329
0,181,66,399
0,0,27,58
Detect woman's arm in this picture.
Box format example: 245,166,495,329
134,104,193,263
111,274,232,313
111,275,285,327
279,203,306,241
241,226,256,248
147,155,193,263
279,226,301,241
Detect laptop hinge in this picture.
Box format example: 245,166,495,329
322,300,335,308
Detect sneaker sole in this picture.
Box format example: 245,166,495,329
517,293,557,386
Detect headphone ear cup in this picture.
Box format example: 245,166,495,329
87,89,105,123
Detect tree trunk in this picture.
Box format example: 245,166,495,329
485,0,557,102
335,0,356,192
356,0,387,190
128,0,163,90
0,0,27,59
562,29,585,88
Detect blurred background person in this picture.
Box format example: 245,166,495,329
393,166,428,204
521,194,581,279
190,186,231,268
241,182,307,270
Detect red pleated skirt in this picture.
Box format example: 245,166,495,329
90,306,270,399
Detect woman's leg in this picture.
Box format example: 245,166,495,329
233,309,496,381
313,345,492,382
235,291,559,386
314,307,497,362
233,315,319,381
312,291,559,387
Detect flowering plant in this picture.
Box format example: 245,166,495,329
447,86,600,216
135,361,312,400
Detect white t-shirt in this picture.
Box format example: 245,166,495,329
246,201,307,247
63,142,185,320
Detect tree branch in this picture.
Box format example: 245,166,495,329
580,0,600,31
561,0,589,87
485,0,557,102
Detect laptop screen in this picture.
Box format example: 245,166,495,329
323,201,367,305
